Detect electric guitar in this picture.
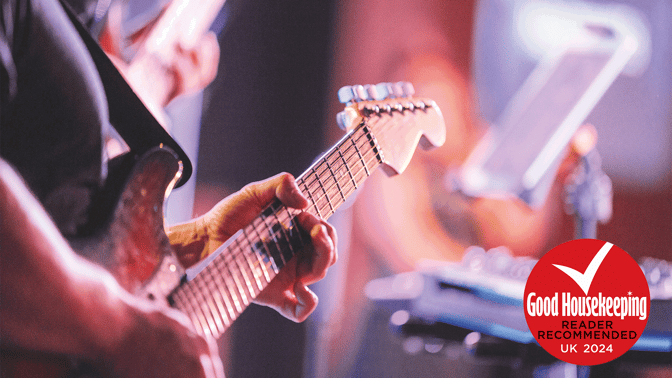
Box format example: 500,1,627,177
0,82,445,377
126,81,445,339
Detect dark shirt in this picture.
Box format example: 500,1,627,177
0,0,109,235
0,0,191,236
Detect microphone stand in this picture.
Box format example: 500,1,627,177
564,148,613,240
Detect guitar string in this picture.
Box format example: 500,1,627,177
175,175,369,335
225,105,422,277
193,98,431,284
283,106,406,211
295,124,381,214
229,236,258,297
175,104,433,334
175,112,404,334
178,114,420,337
172,128,381,331
204,125,379,276
176,113,401,333
175,127,378,317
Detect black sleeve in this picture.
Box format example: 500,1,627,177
0,0,108,236
0,0,192,236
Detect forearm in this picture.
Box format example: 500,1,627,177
0,160,133,361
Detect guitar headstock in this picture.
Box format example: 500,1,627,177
336,82,446,176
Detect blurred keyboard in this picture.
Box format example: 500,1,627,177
365,247,672,355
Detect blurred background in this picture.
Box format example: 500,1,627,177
153,0,671,376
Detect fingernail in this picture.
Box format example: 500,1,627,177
311,224,325,238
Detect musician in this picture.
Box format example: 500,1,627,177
0,0,337,377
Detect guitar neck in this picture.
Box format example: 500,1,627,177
169,122,383,337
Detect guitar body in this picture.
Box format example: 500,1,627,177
1,147,182,378
1,81,447,376
71,147,182,295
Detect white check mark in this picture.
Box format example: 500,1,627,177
553,242,613,295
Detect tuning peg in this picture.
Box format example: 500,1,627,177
336,111,349,130
387,82,402,98
338,84,376,103
338,86,356,104
336,107,359,130
391,82,415,98
339,82,415,103
364,84,381,101
373,83,390,100
401,82,415,97
353,85,371,101
377,82,394,99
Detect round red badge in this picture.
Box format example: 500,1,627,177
524,239,649,365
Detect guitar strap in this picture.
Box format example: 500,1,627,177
58,0,193,188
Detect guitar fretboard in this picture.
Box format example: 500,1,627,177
169,122,383,337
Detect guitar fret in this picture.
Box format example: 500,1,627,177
194,272,225,335
284,206,305,250
232,267,250,308
211,271,236,327
243,227,273,284
302,179,323,219
326,156,349,209
211,255,243,314
224,253,250,307
351,133,370,176
313,165,334,216
208,281,232,329
187,276,213,331
340,146,360,199
338,145,358,190
250,217,280,274
325,164,341,211
306,167,320,211
354,131,380,178
233,237,262,295
201,279,225,335
325,155,346,203
260,207,286,268
179,297,206,336
229,240,250,294
172,290,203,334
208,261,237,322
363,125,384,165
269,203,296,264
326,163,345,209
180,280,212,337
313,173,332,216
